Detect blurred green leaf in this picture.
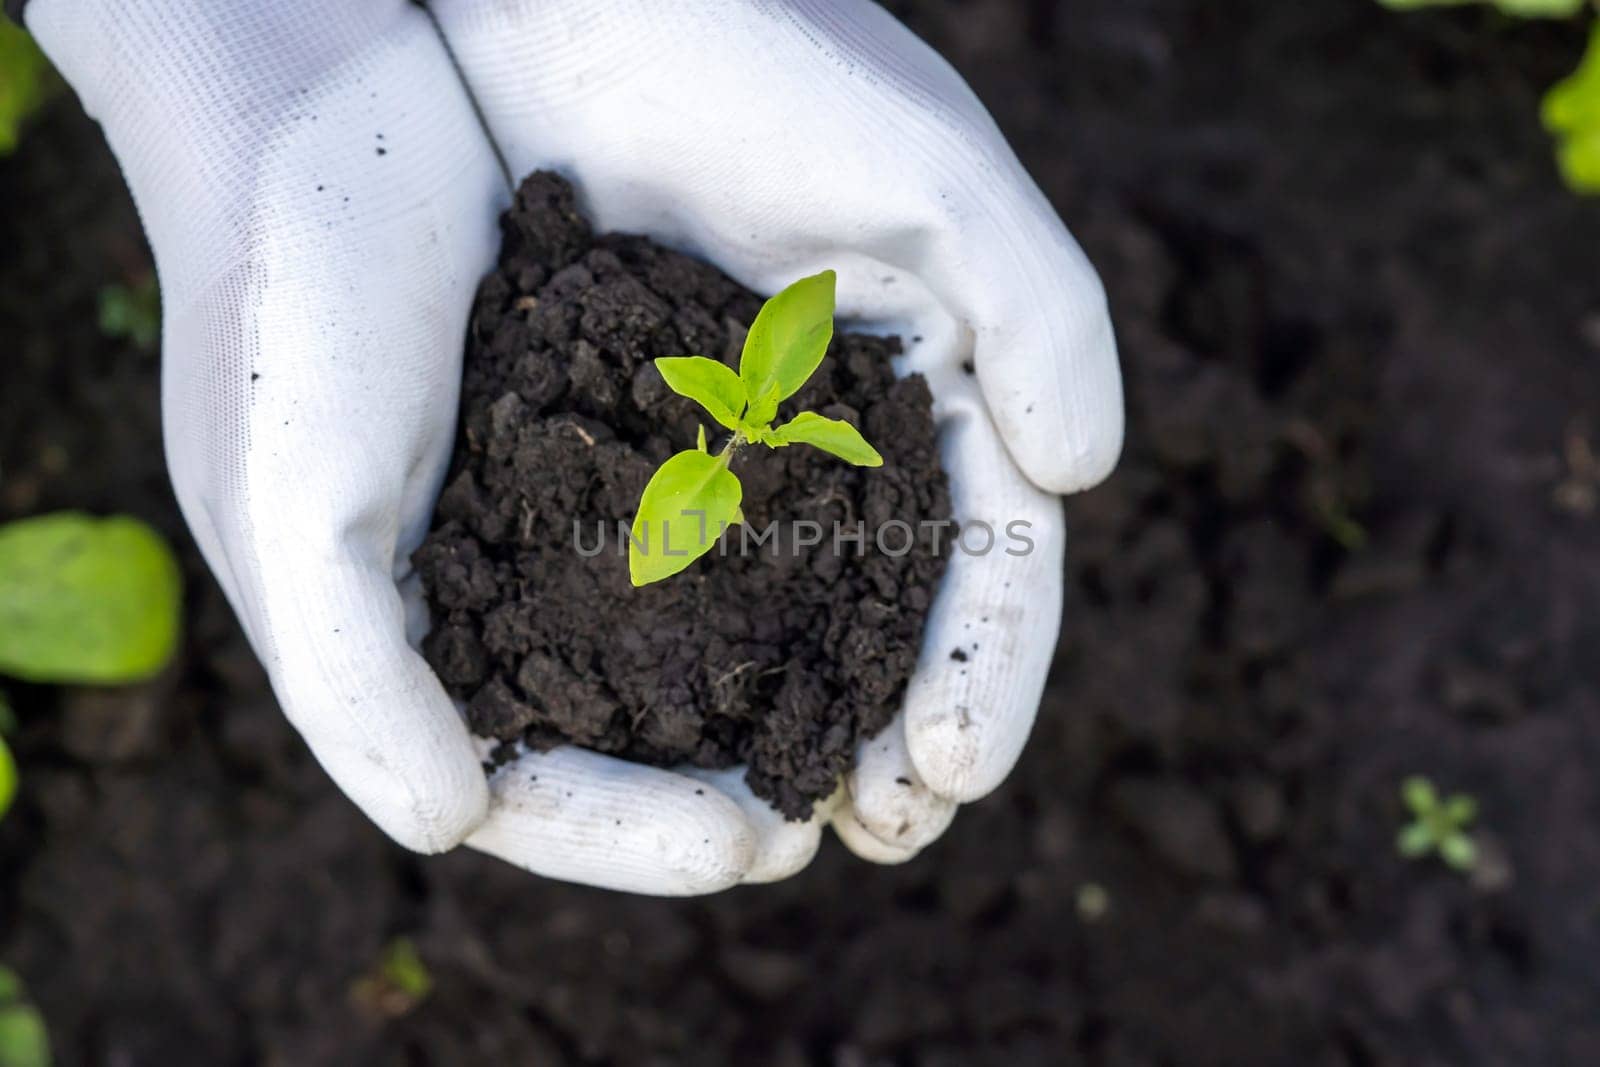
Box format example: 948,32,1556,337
1396,821,1435,857
379,939,432,1000
0,17,54,157
1440,832,1479,870
1377,0,1585,14
1400,775,1437,815
1544,21,1600,193
0,735,14,823
0,967,48,1067
0,513,182,684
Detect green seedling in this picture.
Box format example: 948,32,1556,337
1397,775,1479,871
629,270,883,586
0,966,49,1067
98,276,161,352
351,937,433,1019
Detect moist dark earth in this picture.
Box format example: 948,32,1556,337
4,1,1600,1063
413,173,950,821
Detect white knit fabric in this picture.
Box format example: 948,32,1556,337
28,0,1123,891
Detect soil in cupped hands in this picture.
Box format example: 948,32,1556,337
413,172,953,820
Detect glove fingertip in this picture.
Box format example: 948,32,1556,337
982,294,1125,496
830,802,931,866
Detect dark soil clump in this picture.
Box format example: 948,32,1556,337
412,173,952,819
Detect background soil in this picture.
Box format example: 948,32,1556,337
3,1,1600,1063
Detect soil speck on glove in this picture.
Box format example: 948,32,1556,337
414,173,951,819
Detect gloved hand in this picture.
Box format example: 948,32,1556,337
24,0,1122,892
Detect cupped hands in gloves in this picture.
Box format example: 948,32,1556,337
22,0,1121,894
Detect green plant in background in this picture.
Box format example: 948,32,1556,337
1377,0,1600,193
0,16,54,157
0,513,182,684
1380,0,1585,12
0,735,14,824
97,276,161,352
629,270,883,586
377,938,432,1001
0,691,13,821
0,967,49,1067
1542,22,1600,189
1397,775,1480,871
350,937,433,1019
0,513,181,823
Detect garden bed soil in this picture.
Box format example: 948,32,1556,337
3,1,1600,1064
412,173,952,820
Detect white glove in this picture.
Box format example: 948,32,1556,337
27,0,1121,892
25,0,755,895
432,0,1123,864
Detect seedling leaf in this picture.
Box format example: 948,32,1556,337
1396,821,1434,857
630,450,742,586
1444,794,1478,823
1439,833,1478,871
771,412,883,467
1400,775,1436,815
655,356,746,431
739,270,836,406
0,513,182,684
380,938,432,1000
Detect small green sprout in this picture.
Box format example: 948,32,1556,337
351,937,433,1019
1397,776,1479,871
629,270,883,586
97,276,161,352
